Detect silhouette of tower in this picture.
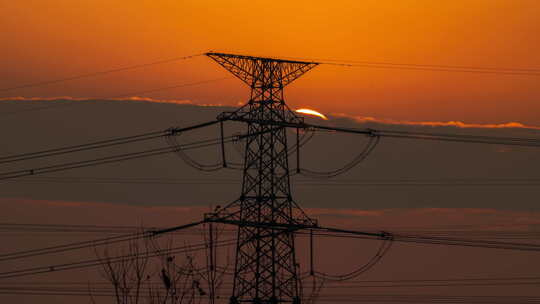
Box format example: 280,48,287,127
205,53,319,304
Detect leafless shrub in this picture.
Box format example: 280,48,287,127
92,225,231,304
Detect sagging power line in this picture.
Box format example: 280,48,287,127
2,52,540,304
0,53,203,93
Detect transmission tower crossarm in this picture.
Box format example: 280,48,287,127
316,226,540,252
149,220,206,236
220,116,305,128
0,120,222,166
218,117,375,136
206,52,318,65
316,226,392,239
0,120,235,181
220,117,540,148
205,218,318,230
168,120,221,135
205,52,319,88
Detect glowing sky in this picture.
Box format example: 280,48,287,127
1,1,540,124
296,108,329,120
2,4,540,301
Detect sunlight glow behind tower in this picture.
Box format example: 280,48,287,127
295,108,328,120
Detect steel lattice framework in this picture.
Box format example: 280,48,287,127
205,53,319,304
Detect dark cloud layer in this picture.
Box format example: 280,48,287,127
2,98,540,304
1,98,540,211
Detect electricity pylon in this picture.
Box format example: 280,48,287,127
205,53,319,304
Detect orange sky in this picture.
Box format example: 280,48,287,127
1,0,540,124
2,4,540,300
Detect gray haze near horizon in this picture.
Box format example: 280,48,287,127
1,98,540,211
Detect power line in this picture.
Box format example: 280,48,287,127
220,117,540,149
2,223,540,241
298,134,379,178
0,120,227,181
0,221,205,263
5,176,540,187
0,131,166,165
319,58,540,73
0,123,280,181
328,62,540,76
107,77,231,99
219,52,540,76
0,120,218,165
314,294,540,302
0,239,236,280
3,276,540,287
308,123,540,148
0,232,145,262
265,54,540,76
0,53,203,93
3,51,540,301
1,289,540,303
0,137,225,181
0,77,230,117
312,237,393,281
313,228,540,252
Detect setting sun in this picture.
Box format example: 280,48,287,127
2,2,540,303
295,108,328,120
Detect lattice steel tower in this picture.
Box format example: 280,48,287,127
205,53,319,304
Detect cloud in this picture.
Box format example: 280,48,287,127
307,208,384,218
0,96,227,107
330,113,540,131
3,198,539,233
4,97,540,131
0,197,206,227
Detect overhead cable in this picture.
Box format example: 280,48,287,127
0,120,219,165
0,239,236,280
0,221,204,262
0,53,203,93
313,227,540,252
